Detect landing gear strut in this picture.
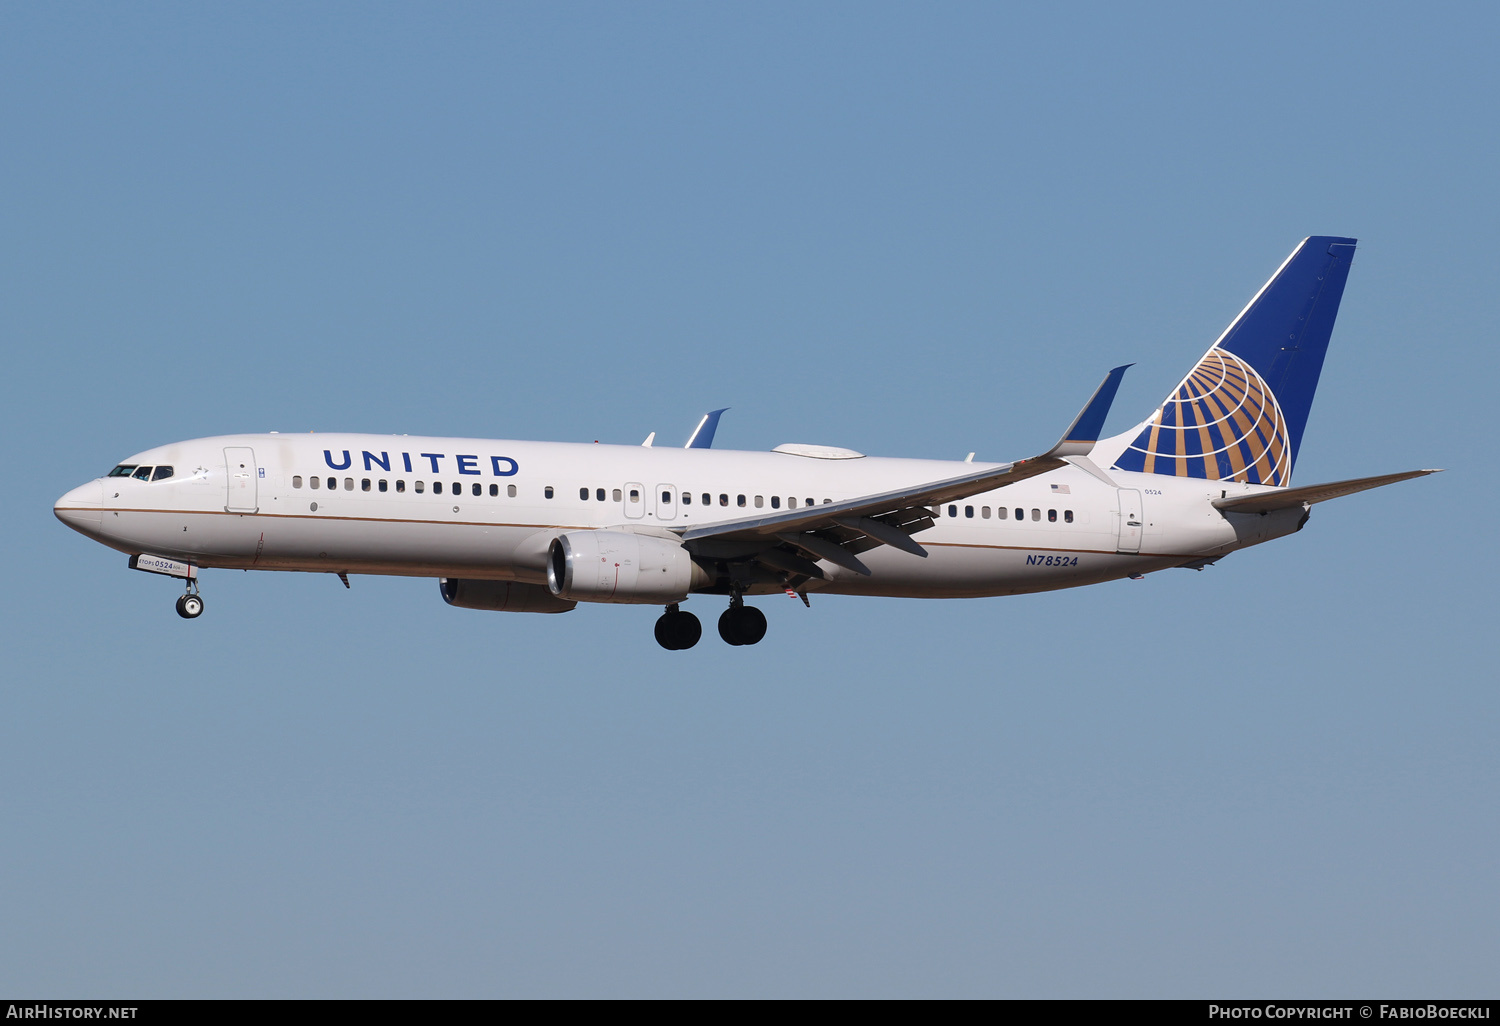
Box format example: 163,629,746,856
717,592,767,646
175,581,204,620
654,604,702,650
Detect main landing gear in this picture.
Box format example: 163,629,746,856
717,593,767,647
175,582,204,620
655,594,769,650
655,604,702,650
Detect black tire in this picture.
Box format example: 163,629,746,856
657,611,703,650
735,605,767,645
655,613,682,650
176,594,204,619
672,611,702,650
718,608,745,646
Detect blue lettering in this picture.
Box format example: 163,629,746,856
491,456,518,477
456,454,479,475
323,449,352,470
363,451,390,472
420,453,444,473
402,452,413,473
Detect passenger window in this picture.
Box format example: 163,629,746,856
396,480,406,493
1031,508,1040,521
1014,508,1023,521
489,484,498,497
452,482,459,494
997,506,1007,519
1048,509,1057,522
379,480,388,492
737,494,746,507
152,466,173,481
719,494,728,506
415,481,425,493
596,488,605,501
771,496,781,509
629,489,639,502
546,486,555,499
508,485,517,498
662,490,672,504
310,476,320,490
344,478,354,491
806,498,814,507
1064,509,1074,523
133,466,153,480
434,481,444,494
702,493,711,505
472,483,481,497
965,505,974,518
823,499,831,504
754,495,763,508
580,487,589,500
981,506,990,519
789,497,797,508
361,478,371,491
292,476,303,489
612,488,622,501
948,505,957,517
682,493,692,505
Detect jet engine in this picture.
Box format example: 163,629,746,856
547,530,709,604
439,578,577,614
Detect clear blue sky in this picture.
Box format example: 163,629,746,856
2,1,1496,997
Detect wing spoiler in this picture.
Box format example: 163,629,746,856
1212,469,1442,514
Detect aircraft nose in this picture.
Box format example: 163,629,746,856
54,480,104,529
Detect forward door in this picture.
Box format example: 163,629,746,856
224,447,259,513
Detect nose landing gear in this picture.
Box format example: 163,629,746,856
174,578,204,619
654,604,702,650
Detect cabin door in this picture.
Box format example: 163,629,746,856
224,447,259,513
1116,488,1143,554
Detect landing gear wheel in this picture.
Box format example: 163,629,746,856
654,610,702,650
176,594,204,619
718,604,767,646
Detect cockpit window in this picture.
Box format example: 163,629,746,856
152,466,173,481
108,465,137,477
132,466,154,480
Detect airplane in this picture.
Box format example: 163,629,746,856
55,236,1437,649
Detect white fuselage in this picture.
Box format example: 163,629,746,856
54,432,1306,600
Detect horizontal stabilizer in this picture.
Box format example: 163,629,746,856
1213,469,1441,514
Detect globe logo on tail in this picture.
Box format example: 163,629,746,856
1113,348,1290,486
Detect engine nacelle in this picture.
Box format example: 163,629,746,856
439,578,577,614
547,530,707,604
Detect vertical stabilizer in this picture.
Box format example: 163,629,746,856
1110,236,1356,486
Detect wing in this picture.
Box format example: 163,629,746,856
677,366,1131,580
1212,469,1442,514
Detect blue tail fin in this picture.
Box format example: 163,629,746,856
1111,236,1357,486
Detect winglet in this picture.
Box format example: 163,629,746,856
1045,364,1132,458
685,408,730,449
